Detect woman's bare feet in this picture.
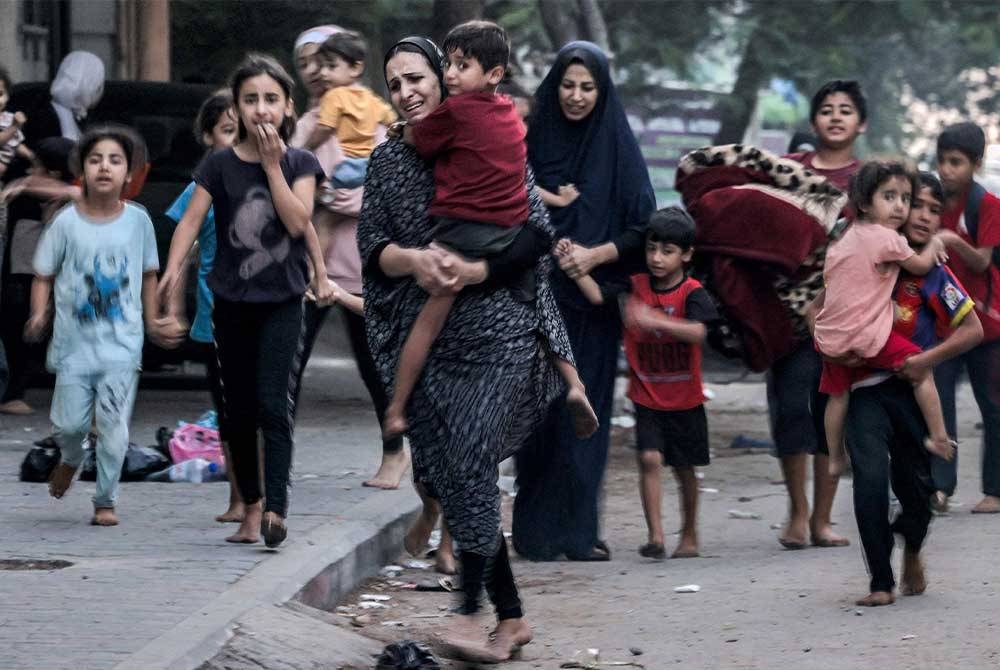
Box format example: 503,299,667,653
489,618,533,658
924,436,957,461
363,445,411,489
48,462,78,499
437,613,504,663
381,406,408,441
404,504,439,556
566,385,599,439
215,501,246,523
226,501,261,544
900,548,926,596
856,590,895,607
91,507,119,526
971,495,1000,514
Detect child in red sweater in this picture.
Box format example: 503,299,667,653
384,20,597,441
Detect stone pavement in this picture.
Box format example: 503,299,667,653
0,321,420,670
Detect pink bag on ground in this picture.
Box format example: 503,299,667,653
168,424,224,466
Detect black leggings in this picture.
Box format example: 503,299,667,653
213,297,303,517
460,534,522,620
289,300,402,454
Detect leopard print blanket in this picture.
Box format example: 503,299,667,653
679,144,850,334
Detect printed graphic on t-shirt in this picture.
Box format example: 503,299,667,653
76,255,130,323
635,340,695,383
229,185,290,279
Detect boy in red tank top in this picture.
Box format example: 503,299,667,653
563,207,719,559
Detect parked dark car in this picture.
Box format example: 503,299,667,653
9,80,216,372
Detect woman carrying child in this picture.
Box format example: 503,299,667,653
360,35,573,662
288,25,410,490
159,54,331,548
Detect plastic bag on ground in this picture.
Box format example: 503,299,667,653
19,445,61,482
168,423,223,466
375,640,440,670
79,443,170,482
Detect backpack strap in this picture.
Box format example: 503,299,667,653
964,181,987,243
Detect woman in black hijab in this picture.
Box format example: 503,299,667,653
514,41,656,562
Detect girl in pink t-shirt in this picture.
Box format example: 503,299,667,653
811,160,954,475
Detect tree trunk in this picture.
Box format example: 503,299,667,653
538,0,579,50
577,0,609,52
432,0,485,45
713,28,766,145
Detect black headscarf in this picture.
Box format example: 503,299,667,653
383,36,448,103
527,41,655,249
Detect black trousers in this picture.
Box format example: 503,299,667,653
460,533,522,620
845,378,934,593
213,297,303,517
288,300,402,454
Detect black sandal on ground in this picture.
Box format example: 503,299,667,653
261,513,287,548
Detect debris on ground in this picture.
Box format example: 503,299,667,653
727,510,762,520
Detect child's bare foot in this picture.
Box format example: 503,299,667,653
404,505,438,556
48,462,78,499
566,386,598,439
855,590,895,607
672,536,699,558
381,409,408,441
434,548,458,575
778,516,809,550
91,507,119,526
226,501,261,544
489,618,533,657
436,614,503,663
215,502,245,523
924,436,956,461
971,495,1000,514
900,548,926,596
810,522,850,547
363,445,411,489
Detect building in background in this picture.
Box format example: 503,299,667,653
0,0,169,83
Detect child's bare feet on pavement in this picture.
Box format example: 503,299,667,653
363,445,411,489
215,502,245,523
566,385,599,438
404,505,438,556
855,590,895,606
91,508,119,526
924,436,956,461
48,462,78,499
225,501,261,544
900,548,926,595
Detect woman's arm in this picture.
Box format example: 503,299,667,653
558,241,621,279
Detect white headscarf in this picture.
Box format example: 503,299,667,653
49,51,106,140
293,25,343,56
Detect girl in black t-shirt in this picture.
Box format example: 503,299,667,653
158,54,332,549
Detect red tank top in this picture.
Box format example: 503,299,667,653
624,274,705,411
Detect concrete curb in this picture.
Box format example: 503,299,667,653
115,486,421,670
